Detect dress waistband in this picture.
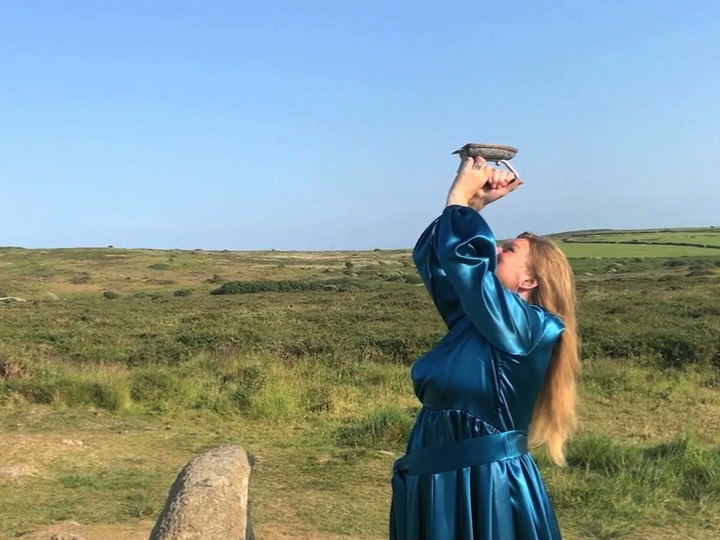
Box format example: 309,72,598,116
393,430,528,476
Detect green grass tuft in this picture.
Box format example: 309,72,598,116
336,406,414,450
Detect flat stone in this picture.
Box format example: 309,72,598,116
452,143,518,162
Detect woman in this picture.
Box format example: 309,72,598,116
390,156,580,540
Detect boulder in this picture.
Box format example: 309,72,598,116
150,444,254,540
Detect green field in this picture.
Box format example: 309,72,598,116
558,242,717,258
550,227,720,258
1,227,720,540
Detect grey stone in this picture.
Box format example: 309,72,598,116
0,296,26,304
150,444,254,540
452,143,518,162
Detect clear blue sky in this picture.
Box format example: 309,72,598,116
2,1,719,250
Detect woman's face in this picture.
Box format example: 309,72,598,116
496,237,534,292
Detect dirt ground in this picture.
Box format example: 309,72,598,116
13,520,718,540
14,521,384,540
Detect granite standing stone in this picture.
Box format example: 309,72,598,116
150,444,254,540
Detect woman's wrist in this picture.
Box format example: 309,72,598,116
445,190,470,208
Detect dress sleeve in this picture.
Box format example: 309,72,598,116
412,217,465,329
433,205,562,355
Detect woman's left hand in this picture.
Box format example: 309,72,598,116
446,156,522,210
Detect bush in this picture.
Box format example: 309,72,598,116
304,386,333,413
103,291,120,300
379,271,404,282
87,380,132,412
173,289,192,297
128,368,203,412
148,263,170,270
175,331,223,348
363,336,427,364
583,333,645,360
0,353,23,380
226,364,268,411
130,369,182,404
603,304,628,315
403,273,424,284
146,278,176,285
663,258,687,268
681,461,720,502
69,272,92,284
10,368,131,412
280,337,335,358
687,268,715,277
210,278,362,295
646,332,713,369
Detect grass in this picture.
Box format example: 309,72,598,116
1,227,720,539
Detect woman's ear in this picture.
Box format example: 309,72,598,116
521,276,538,291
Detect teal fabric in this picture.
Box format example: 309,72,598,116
394,430,528,475
389,205,565,540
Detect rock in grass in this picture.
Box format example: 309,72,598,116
150,444,254,540
0,464,38,480
0,296,26,304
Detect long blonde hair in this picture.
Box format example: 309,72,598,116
518,232,580,466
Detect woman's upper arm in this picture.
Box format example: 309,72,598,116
434,205,551,355
412,217,465,329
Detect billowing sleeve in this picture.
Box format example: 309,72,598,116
433,205,561,356
412,217,465,329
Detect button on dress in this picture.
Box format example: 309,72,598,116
389,205,565,540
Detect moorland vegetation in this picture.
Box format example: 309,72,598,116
1,228,719,539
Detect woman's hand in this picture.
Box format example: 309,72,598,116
446,156,523,211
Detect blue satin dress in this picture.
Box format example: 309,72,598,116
390,205,565,540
